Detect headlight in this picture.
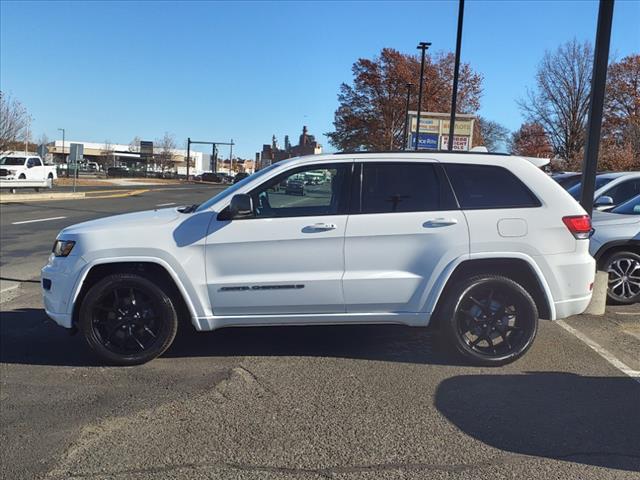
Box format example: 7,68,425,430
52,240,75,257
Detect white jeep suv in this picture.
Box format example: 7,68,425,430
42,152,595,366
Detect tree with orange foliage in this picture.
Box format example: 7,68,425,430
327,48,483,152
509,122,554,158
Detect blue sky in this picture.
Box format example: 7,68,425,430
1,0,639,158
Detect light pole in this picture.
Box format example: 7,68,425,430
415,42,431,151
403,83,413,150
57,128,66,178
448,0,465,151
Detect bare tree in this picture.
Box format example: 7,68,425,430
100,140,115,170
475,116,510,152
129,136,141,152
0,92,30,152
519,39,593,169
155,132,176,173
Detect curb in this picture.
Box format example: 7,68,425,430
0,189,149,203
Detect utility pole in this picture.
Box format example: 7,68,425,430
415,42,431,151
58,128,66,178
229,139,233,173
403,83,413,150
448,0,465,151
186,137,191,180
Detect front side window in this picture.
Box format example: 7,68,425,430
445,164,540,209
611,195,640,215
251,163,351,218
603,179,640,205
359,162,454,214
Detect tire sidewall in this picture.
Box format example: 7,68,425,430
442,275,539,366
79,273,178,365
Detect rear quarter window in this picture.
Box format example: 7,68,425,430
444,164,541,209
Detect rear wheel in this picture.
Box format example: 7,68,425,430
603,251,640,305
440,275,538,366
79,273,178,365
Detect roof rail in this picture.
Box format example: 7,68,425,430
334,149,511,156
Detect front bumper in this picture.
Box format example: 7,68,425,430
41,255,87,328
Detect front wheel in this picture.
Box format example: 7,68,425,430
78,273,178,365
440,275,538,366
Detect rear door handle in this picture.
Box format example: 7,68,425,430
423,218,458,228
304,222,337,232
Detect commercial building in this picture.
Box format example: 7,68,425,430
406,112,476,151
47,140,206,175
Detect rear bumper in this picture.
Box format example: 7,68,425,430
554,294,593,319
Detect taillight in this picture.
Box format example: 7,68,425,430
562,215,592,239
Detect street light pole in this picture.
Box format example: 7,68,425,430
415,42,431,151
448,0,465,151
186,137,191,180
58,128,66,178
230,139,233,173
403,83,413,151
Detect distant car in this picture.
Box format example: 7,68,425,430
285,179,305,195
551,172,582,190
567,172,640,210
233,172,249,184
201,172,223,183
590,194,640,304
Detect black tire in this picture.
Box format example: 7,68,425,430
18,174,26,179
78,273,178,365
602,251,640,305
440,275,538,366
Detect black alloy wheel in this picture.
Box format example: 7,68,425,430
442,275,538,366
604,251,640,305
79,273,178,365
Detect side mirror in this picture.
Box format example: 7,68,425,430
225,193,253,219
594,195,614,208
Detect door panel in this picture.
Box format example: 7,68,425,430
205,162,352,316
343,211,468,312
343,161,468,313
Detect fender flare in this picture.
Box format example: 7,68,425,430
426,252,556,321
69,256,201,325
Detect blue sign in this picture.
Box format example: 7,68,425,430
410,133,439,150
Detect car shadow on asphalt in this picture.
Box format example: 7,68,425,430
435,372,640,472
0,307,464,367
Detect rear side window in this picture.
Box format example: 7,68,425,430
359,163,456,214
444,164,540,209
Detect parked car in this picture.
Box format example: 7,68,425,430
567,172,640,210
285,178,305,195
233,172,250,183
201,172,223,183
42,152,595,366
0,155,57,182
551,172,588,190
590,194,640,305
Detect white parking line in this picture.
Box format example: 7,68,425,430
556,320,640,385
156,202,176,207
12,216,67,225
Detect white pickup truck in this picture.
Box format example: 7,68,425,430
0,154,57,181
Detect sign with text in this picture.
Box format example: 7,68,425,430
410,117,440,133
440,119,473,136
411,133,439,150
440,135,469,151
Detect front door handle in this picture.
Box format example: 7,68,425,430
304,222,337,232
423,218,458,228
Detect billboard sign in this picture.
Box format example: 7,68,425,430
411,133,439,150
440,135,469,151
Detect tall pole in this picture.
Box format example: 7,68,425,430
229,139,233,173
186,137,191,180
448,0,465,151
402,83,413,150
415,42,431,151
212,143,217,173
58,128,66,178
580,0,614,216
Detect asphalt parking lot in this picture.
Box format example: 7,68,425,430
1,184,639,480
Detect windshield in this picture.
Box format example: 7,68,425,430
567,176,615,199
196,164,281,212
0,157,26,166
611,195,640,215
